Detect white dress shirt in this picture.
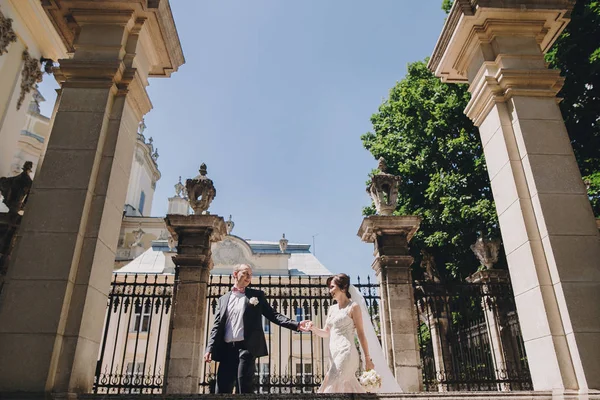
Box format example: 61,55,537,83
224,290,247,343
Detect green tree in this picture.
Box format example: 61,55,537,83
440,0,600,214
545,0,600,215
362,60,502,280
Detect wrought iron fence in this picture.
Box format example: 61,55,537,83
93,274,173,394
414,280,532,391
200,274,380,394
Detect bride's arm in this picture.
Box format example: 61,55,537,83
351,303,375,371
310,322,330,338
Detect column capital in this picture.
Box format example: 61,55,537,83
466,268,510,284
372,255,414,279
428,1,573,83
464,57,564,125
358,215,420,243
165,214,227,268
42,1,183,77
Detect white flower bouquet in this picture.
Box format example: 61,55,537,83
359,369,381,392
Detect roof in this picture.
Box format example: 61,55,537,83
115,237,331,276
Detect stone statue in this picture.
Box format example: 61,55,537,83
0,161,33,214
186,163,216,215
225,215,235,235
367,157,401,216
131,227,145,248
470,237,500,270
420,250,441,283
279,233,288,253
174,176,185,198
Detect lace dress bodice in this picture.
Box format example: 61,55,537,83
317,302,366,393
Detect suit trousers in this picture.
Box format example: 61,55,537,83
215,340,256,394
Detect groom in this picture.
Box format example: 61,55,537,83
204,263,311,393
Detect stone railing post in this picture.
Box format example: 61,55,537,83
163,214,226,394
467,269,514,391
429,0,600,391
358,215,422,391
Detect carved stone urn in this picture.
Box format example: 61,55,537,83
367,157,401,216
470,236,501,270
185,163,216,215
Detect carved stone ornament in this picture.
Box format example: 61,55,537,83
174,176,185,198
420,250,441,283
279,233,288,253
0,161,33,214
17,51,43,110
0,9,17,56
367,157,401,216
225,214,235,235
130,227,145,248
186,163,216,215
470,237,500,270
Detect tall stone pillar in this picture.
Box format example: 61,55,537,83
0,1,183,395
429,0,600,392
358,215,422,392
163,215,226,394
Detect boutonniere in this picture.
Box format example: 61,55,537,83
249,297,259,306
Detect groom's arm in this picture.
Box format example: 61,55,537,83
258,291,300,331
205,297,223,356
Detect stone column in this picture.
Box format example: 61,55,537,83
467,269,514,391
163,214,226,394
358,215,422,392
429,1,600,391
0,1,183,394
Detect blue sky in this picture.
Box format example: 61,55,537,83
39,1,447,280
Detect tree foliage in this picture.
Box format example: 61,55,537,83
362,61,502,280
546,0,600,215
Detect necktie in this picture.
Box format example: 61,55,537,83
232,286,245,294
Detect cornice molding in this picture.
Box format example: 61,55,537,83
464,56,563,126
429,1,573,82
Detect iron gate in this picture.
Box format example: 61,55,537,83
199,274,380,394
93,273,173,394
414,281,532,391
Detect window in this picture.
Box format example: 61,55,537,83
138,191,146,215
132,301,151,332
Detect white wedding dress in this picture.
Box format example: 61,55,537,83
317,285,403,394
318,301,366,393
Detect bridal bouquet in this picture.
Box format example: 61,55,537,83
359,369,381,392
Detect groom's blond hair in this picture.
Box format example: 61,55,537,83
233,263,252,275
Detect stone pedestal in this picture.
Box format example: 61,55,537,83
358,215,422,392
429,1,600,392
163,214,226,394
0,1,183,394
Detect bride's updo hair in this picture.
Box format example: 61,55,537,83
327,273,351,299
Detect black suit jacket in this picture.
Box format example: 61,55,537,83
206,287,299,361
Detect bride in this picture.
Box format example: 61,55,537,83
309,273,403,393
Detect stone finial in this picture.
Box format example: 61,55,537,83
279,233,288,253
174,176,185,198
185,163,216,215
138,118,146,135
470,236,500,270
225,215,235,235
0,9,17,56
0,161,33,214
420,250,441,283
367,157,401,216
